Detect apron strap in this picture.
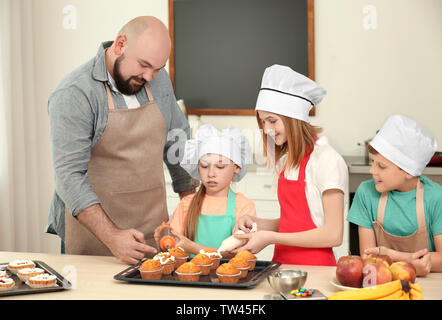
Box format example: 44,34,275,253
144,84,154,102
104,82,115,110
225,188,236,218
415,179,426,231
377,179,426,231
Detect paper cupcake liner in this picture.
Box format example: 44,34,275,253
0,282,15,291
25,280,57,289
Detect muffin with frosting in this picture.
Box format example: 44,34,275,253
139,259,163,280
0,270,8,278
168,247,189,268
17,267,45,282
199,249,222,269
229,256,250,279
153,252,176,275
7,259,35,274
0,277,15,291
216,263,241,284
175,262,201,282
234,250,257,270
27,273,57,288
190,253,213,275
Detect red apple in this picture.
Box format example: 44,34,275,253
362,261,393,287
363,254,392,267
336,255,364,288
390,261,416,283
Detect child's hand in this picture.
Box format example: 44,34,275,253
234,215,256,234
232,230,273,254
153,224,165,249
411,248,431,276
171,230,195,254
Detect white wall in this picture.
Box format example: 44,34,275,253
25,0,442,253
194,0,442,158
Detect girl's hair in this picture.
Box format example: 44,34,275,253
367,144,379,155
256,112,322,174
184,183,206,241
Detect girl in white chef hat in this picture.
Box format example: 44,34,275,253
157,124,256,256
234,65,349,266
347,115,442,276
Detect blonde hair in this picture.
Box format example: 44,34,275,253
184,183,206,241
256,112,322,174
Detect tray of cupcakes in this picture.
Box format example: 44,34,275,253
114,248,280,288
0,259,71,297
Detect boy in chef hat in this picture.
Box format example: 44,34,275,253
347,115,442,276
234,64,349,266
154,124,256,257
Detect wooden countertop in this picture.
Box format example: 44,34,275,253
2,251,442,300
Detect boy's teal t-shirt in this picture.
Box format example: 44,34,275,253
347,176,442,252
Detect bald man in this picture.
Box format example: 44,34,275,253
47,16,194,265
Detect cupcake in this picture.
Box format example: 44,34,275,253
168,247,189,268
153,252,176,275
229,256,250,279
7,259,35,274
0,270,8,278
175,262,201,282
190,253,213,275
26,274,57,288
216,263,241,284
0,277,15,291
17,267,45,283
139,259,163,280
235,251,257,270
199,249,222,269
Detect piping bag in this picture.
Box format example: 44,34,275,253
158,222,176,251
217,222,257,253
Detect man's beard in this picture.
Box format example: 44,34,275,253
113,55,145,95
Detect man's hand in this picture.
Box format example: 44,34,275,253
77,204,157,265
107,228,157,265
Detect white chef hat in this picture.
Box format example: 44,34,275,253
255,64,326,122
180,124,252,182
370,115,438,176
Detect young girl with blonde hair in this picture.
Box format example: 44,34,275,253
235,65,349,266
156,124,256,256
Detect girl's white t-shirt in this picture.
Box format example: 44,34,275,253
278,136,349,228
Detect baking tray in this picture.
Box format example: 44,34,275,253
114,259,280,288
0,260,72,297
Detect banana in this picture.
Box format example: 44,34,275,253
378,288,403,300
410,282,422,293
328,280,402,300
409,288,424,300
399,291,410,300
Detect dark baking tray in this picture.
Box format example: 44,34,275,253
114,259,280,288
0,260,72,297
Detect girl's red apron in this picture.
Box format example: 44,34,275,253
272,152,336,266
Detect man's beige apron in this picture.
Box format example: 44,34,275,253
372,180,430,252
65,83,168,256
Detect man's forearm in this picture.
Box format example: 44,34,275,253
76,204,118,247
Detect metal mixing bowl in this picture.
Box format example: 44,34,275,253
267,269,307,295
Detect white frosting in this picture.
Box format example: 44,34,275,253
18,267,44,275
199,249,221,259
0,277,14,285
8,259,34,268
0,271,7,277
153,253,175,264
29,273,56,282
